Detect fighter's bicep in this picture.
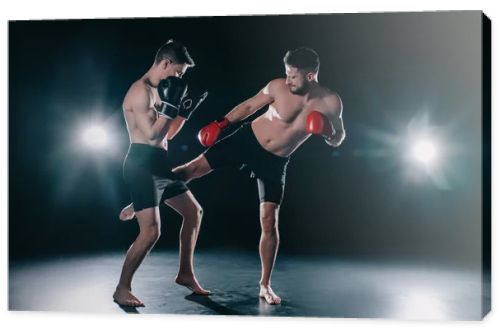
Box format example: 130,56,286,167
327,95,345,132
331,114,345,135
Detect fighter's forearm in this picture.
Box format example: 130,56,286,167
165,116,186,140
146,116,172,141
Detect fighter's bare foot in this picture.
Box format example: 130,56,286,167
259,285,281,305
119,203,135,221
175,274,211,295
113,288,145,307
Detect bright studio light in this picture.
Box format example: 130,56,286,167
81,125,109,149
412,139,437,165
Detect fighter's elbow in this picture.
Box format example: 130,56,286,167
166,129,179,141
145,130,159,141
330,131,345,147
333,139,344,148
146,128,167,142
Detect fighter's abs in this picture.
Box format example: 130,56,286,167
252,111,309,157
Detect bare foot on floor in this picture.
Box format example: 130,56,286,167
113,288,145,307
259,285,281,305
119,203,135,221
175,274,211,295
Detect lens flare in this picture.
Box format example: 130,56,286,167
81,125,109,149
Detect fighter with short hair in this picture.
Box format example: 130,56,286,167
121,47,345,305
114,40,209,307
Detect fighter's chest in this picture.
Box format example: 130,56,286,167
271,99,323,124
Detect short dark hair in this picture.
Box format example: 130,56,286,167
154,39,195,67
283,47,320,73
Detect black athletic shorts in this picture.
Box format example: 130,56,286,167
123,143,189,211
204,123,290,204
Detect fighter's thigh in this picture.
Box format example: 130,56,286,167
192,154,213,174
124,160,158,212
257,178,285,208
173,154,213,179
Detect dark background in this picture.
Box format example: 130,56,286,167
9,12,485,267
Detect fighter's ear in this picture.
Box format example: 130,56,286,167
306,72,316,81
161,58,172,69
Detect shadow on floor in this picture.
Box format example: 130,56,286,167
185,293,243,315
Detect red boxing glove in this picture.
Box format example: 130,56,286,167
306,111,334,140
198,117,230,147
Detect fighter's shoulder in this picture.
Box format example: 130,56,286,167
263,78,287,94
124,80,151,105
268,78,287,89
122,80,151,111
129,80,151,97
326,91,342,104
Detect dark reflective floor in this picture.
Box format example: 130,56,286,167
9,251,488,320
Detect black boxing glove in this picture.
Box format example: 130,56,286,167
178,90,208,120
157,77,188,119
